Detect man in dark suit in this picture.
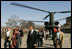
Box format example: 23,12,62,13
27,26,37,48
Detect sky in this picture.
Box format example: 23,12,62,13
1,1,71,27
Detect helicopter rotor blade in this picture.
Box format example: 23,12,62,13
23,20,47,22
43,14,50,20
11,3,50,13
55,11,71,13
55,17,67,22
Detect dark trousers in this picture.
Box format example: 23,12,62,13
38,38,43,47
46,34,48,40
19,37,22,46
52,34,57,48
53,42,56,48
4,37,11,48
15,39,19,48
27,43,35,48
53,39,56,48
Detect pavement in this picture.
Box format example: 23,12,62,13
1,33,71,48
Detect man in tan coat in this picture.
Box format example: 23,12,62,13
56,28,64,48
4,27,13,48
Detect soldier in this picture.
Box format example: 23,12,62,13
56,27,64,48
52,27,57,48
52,21,60,48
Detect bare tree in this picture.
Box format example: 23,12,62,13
19,20,35,29
35,24,44,30
6,15,19,28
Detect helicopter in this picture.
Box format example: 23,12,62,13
11,3,71,48
11,2,71,34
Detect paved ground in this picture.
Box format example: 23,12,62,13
1,33,71,48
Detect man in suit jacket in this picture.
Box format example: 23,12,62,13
56,27,64,48
27,26,37,48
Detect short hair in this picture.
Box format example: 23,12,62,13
16,26,19,28
29,25,35,28
19,26,22,29
7,27,11,30
8,27,10,28
58,27,61,31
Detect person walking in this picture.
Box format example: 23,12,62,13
27,26,37,48
56,28,64,48
52,27,57,48
12,28,17,48
4,27,12,48
18,26,24,47
38,29,44,47
46,29,49,40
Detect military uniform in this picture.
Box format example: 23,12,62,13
52,28,57,48
53,33,57,48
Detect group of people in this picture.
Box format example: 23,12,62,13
27,25,64,48
2,25,64,48
4,26,24,48
27,26,45,48
52,27,64,48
